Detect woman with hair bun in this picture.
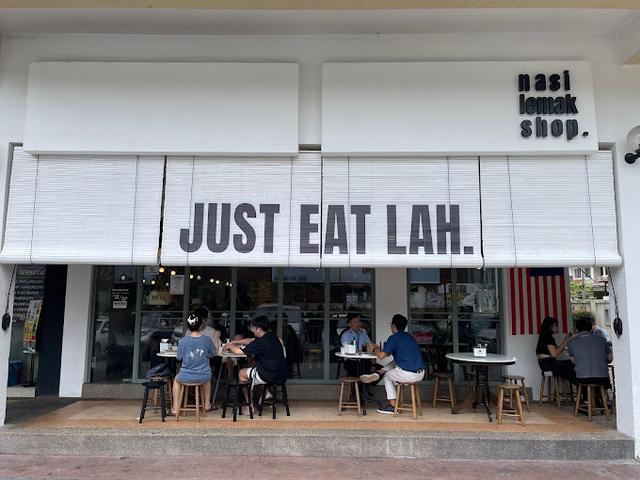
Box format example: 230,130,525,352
170,313,215,415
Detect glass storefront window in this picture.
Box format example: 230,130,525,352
283,268,325,379
90,266,137,382
408,268,502,380
235,267,278,338
329,268,373,378
90,266,375,383
138,266,185,376
188,267,232,340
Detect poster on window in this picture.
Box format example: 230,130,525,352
22,299,42,353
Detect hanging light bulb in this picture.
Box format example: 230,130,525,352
151,280,156,285
210,278,214,283
189,274,194,279
197,275,201,280
159,266,165,273
142,279,146,283
165,282,169,287
170,270,176,276
120,274,126,281
215,280,220,285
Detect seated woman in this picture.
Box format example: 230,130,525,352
536,316,576,384
170,314,216,415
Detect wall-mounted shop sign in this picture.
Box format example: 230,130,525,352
322,61,597,156
518,70,586,141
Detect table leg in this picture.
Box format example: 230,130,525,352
212,360,225,408
451,370,476,414
474,366,492,422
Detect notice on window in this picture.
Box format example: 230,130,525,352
111,287,130,310
22,299,42,353
12,266,46,323
170,275,184,295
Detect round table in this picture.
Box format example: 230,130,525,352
335,352,379,415
445,352,516,422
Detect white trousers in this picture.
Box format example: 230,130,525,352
383,366,425,400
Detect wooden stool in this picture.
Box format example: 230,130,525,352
574,383,610,422
394,382,423,420
257,380,291,419
609,364,616,414
139,380,167,423
432,372,456,408
337,377,361,416
502,374,531,412
539,371,562,408
176,382,207,422
149,375,173,410
221,383,253,422
496,383,525,426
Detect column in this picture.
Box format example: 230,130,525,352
374,268,408,343
58,265,93,397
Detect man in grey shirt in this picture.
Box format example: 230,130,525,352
567,317,613,387
586,312,613,346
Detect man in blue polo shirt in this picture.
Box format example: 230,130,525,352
368,314,425,414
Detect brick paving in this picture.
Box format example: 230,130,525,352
0,455,639,480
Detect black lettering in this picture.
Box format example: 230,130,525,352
563,70,571,91
536,117,548,137
536,97,554,114
409,205,434,254
180,203,204,253
437,205,460,254
525,97,537,115
520,120,532,138
387,205,406,254
535,74,546,91
553,96,565,114
300,204,319,254
549,74,561,91
259,204,279,254
566,119,579,140
233,203,256,253
518,74,530,92
207,203,231,253
519,94,526,114
350,205,370,255
551,119,563,137
324,205,348,255
565,94,578,114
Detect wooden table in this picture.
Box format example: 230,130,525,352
335,352,380,415
445,352,516,422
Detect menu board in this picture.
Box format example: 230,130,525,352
12,265,46,323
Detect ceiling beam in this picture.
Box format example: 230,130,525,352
0,1,639,9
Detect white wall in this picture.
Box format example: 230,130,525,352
58,265,92,397
0,31,638,443
374,268,408,344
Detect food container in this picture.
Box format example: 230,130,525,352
473,345,487,357
160,339,170,352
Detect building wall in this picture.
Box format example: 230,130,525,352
0,32,639,450
374,268,408,344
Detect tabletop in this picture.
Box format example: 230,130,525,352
334,352,378,360
156,351,246,359
445,352,516,365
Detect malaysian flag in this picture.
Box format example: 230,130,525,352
508,268,570,335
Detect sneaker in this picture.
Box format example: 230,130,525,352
264,391,274,400
377,404,395,414
359,373,380,384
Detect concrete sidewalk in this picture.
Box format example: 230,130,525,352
0,455,639,479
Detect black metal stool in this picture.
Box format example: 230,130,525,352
221,383,253,422
258,380,290,419
139,380,167,423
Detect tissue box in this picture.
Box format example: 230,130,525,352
342,344,356,354
473,346,487,358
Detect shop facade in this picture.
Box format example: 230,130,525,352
0,7,639,455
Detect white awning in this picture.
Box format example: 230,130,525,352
160,153,322,267
321,157,483,268
480,151,621,267
0,148,164,264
